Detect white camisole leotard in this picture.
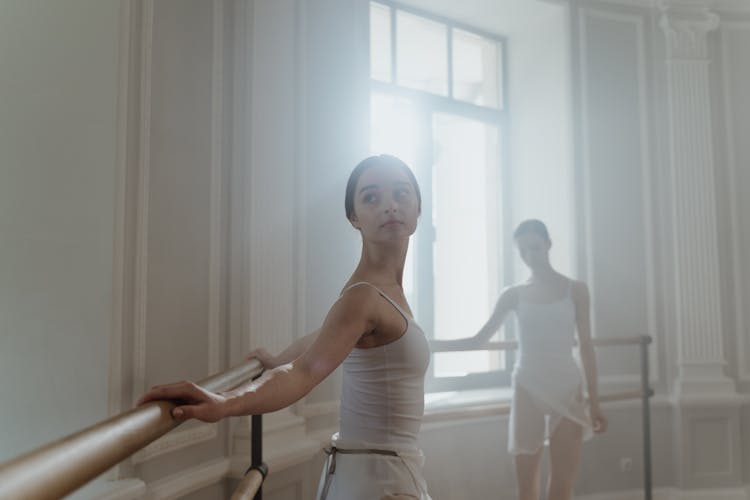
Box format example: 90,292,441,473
508,281,593,455
316,282,432,500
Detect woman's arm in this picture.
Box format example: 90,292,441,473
138,286,379,421
574,281,608,433
247,329,321,369
430,286,517,351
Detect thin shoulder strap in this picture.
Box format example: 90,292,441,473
341,281,411,322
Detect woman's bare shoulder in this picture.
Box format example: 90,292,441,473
321,283,382,335
338,282,382,306
568,279,590,301
497,283,523,306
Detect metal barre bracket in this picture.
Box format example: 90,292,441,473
244,462,269,479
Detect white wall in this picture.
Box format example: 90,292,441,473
572,0,658,392
506,3,575,279
0,0,121,462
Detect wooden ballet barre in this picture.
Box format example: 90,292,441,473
431,335,652,352
425,388,651,422
597,389,654,403
230,466,266,500
0,359,264,500
590,335,652,347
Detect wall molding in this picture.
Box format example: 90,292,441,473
668,392,750,408
599,373,658,389
297,400,340,419
110,0,132,424
245,0,299,358
85,479,146,500
294,0,309,350
108,0,136,482
689,416,736,479
574,3,594,305
207,0,224,382
575,5,660,384
581,0,658,8
576,0,750,13
229,0,253,367
132,0,153,406
144,457,229,500
132,423,218,464
660,4,719,60
130,0,226,463
720,21,750,382
229,441,322,480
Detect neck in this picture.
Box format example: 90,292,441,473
530,263,556,281
353,238,409,286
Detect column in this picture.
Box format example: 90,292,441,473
660,2,742,490
659,1,734,398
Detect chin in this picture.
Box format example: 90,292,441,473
384,233,411,244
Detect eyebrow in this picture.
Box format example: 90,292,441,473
358,181,411,195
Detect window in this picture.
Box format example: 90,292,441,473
368,1,511,395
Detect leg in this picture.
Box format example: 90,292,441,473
510,385,546,500
514,448,543,500
547,417,583,500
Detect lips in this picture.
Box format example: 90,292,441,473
381,219,403,228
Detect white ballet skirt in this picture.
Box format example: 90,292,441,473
508,288,593,455
316,434,430,500
316,282,432,500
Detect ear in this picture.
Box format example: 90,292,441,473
349,215,360,230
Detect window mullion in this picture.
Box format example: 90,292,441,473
390,5,397,85
446,26,453,99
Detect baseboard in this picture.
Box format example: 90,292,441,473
576,486,750,500
674,487,748,500
144,457,230,500
72,478,146,500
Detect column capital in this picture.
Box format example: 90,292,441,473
658,1,719,59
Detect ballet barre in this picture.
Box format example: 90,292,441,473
0,359,268,500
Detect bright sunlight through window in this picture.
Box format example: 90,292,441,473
368,1,510,393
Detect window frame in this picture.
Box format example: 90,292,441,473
369,0,514,394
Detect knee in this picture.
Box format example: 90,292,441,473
516,471,540,499
547,475,575,500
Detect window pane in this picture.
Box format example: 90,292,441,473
432,113,502,376
452,29,501,108
370,93,422,316
369,93,420,175
396,11,448,95
370,2,391,82
433,351,504,377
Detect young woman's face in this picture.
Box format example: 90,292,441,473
349,164,420,242
516,232,551,270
